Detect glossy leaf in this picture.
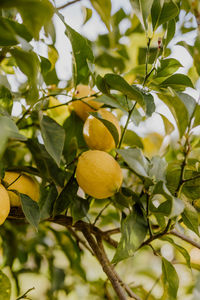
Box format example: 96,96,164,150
158,92,189,137
159,74,194,89
65,23,94,86
162,257,179,300
151,0,179,31
130,0,154,30
0,0,54,39
90,0,112,31
40,115,65,166
40,184,58,220
0,16,32,46
53,176,78,216
21,193,40,230
112,207,147,263
90,111,119,146
10,48,40,102
117,148,150,178
104,73,144,107
182,202,199,236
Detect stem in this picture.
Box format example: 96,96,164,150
93,201,111,226
142,37,151,87
117,102,137,150
57,0,81,9
16,287,35,300
169,230,200,249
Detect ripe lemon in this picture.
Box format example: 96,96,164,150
142,132,163,158
76,150,123,199
69,85,102,121
4,171,40,207
0,184,10,225
46,97,70,125
83,108,121,152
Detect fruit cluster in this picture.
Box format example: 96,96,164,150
0,172,39,225
70,85,123,199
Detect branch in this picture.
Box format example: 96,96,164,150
57,0,81,10
67,227,94,255
96,236,141,300
169,229,200,250
81,227,127,300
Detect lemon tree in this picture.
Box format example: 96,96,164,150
1,1,200,300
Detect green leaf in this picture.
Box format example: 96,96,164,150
161,236,191,269
82,6,93,25
104,74,144,108
130,0,154,30
0,270,11,300
40,115,65,166
155,58,182,79
90,0,112,31
0,116,27,157
159,74,194,89
123,130,144,148
0,16,32,46
150,181,184,217
20,193,40,230
162,257,179,300
148,156,167,182
151,0,179,31
143,92,155,117
164,19,176,49
158,113,175,135
182,202,199,236
70,196,90,223
64,22,94,86
27,139,65,187
0,0,54,40
63,111,87,162
90,111,119,146
176,92,196,119
0,86,13,114
39,184,58,220
158,92,189,137
10,48,40,102
112,207,147,263
53,176,78,216
117,148,150,178
193,105,200,128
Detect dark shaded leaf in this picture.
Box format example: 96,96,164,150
21,193,40,230
40,115,65,166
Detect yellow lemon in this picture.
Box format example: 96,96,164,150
0,184,10,225
46,96,69,125
83,108,121,152
142,133,163,158
69,84,102,121
4,171,40,207
76,150,123,199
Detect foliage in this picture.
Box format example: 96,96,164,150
0,0,200,299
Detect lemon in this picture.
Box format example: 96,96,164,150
0,184,10,225
83,108,121,152
4,171,40,207
69,85,102,121
142,132,163,158
47,96,69,125
76,150,123,199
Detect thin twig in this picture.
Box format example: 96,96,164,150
169,230,200,250
57,0,81,10
16,287,35,300
93,202,111,226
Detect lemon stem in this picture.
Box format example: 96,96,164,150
117,102,137,150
